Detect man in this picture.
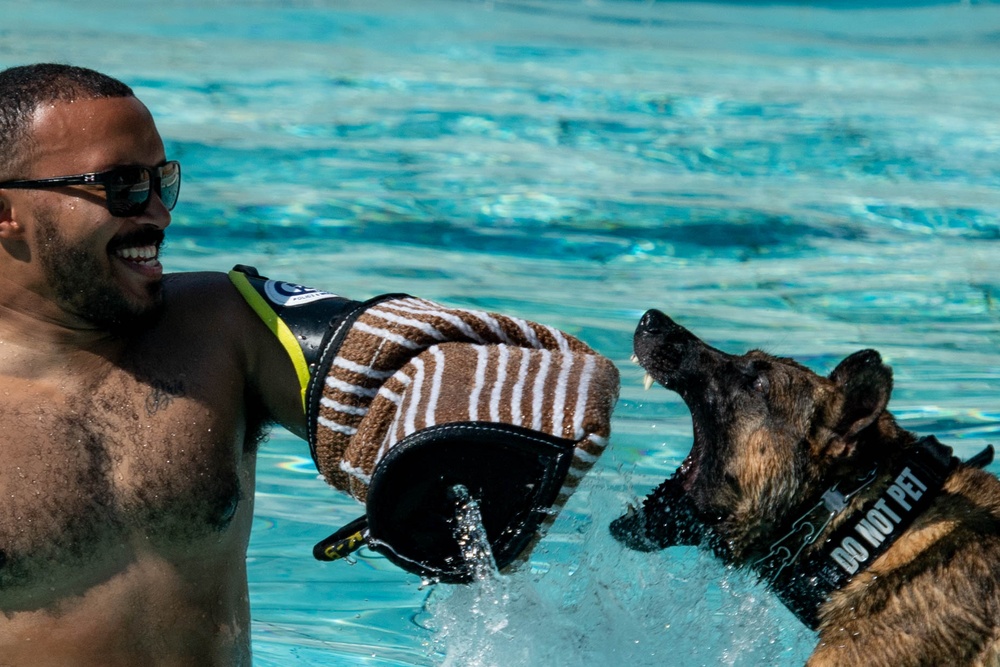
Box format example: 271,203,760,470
0,63,321,665
0,64,620,666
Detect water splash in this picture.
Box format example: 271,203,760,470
448,485,500,584
419,480,816,666
424,485,520,666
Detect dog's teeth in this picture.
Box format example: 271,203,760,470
643,372,655,391
631,354,639,364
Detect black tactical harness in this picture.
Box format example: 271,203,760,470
753,437,994,628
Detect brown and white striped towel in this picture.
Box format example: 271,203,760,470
309,296,619,505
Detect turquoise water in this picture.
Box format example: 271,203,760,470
4,0,999,664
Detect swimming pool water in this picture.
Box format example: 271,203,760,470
4,1,999,664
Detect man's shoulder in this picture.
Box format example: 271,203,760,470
162,270,234,296
157,270,254,333
129,271,267,379
157,269,310,435
161,270,247,310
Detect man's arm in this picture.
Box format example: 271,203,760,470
231,278,311,440
163,270,309,440
213,266,619,581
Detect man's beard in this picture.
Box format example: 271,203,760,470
34,213,165,331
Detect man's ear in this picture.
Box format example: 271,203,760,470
829,349,893,441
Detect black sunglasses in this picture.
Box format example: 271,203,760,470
0,161,181,217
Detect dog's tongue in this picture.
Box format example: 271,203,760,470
610,471,704,551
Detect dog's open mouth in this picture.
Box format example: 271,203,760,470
610,406,706,551
610,310,708,551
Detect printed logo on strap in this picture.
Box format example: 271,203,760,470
264,280,339,307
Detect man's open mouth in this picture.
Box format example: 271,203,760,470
113,244,159,264
108,229,165,272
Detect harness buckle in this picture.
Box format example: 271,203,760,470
821,489,847,513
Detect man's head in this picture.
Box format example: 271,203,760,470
0,64,174,331
0,64,135,182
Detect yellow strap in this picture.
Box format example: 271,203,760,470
321,531,366,561
228,269,310,413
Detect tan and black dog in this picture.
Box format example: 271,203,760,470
611,309,1000,666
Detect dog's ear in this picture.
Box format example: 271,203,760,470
829,350,893,447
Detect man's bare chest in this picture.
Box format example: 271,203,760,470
0,364,252,599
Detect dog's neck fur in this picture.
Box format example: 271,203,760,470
751,434,965,629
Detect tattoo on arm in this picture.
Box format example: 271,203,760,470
145,378,186,416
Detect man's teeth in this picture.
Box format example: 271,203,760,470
114,245,158,261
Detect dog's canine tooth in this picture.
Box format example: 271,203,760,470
631,354,639,364
643,372,655,391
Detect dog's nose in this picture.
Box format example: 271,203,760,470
636,309,701,344
637,309,671,334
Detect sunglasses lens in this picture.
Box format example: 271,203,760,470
100,163,181,216
158,162,181,211
105,167,151,217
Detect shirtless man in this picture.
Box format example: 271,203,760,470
0,64,307,665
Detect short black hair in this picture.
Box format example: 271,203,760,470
0,64,134,180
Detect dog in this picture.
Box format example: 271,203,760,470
611,309,1000,666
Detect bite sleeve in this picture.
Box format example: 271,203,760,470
229,265,620,582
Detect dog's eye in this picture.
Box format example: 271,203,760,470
744,360,772,395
